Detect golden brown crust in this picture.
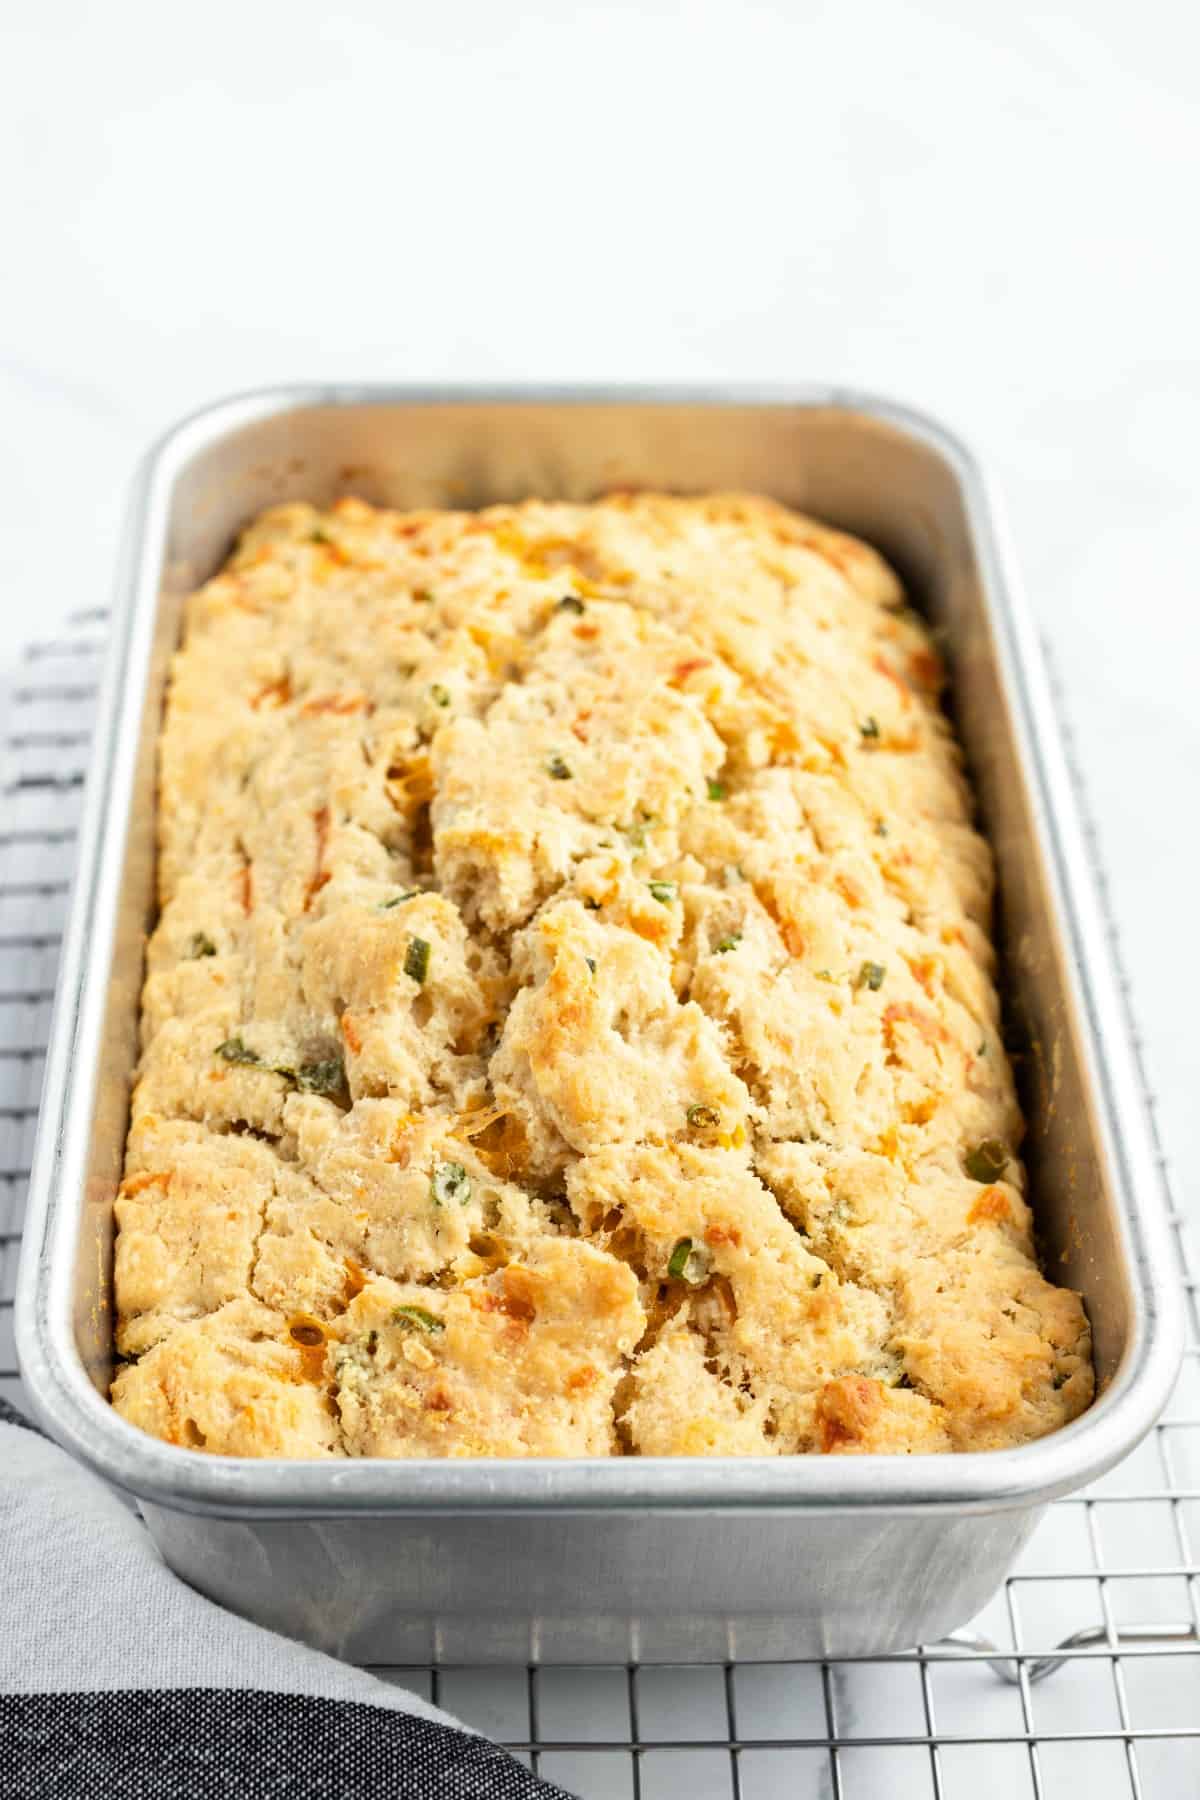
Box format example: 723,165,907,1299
111,492,1092,1458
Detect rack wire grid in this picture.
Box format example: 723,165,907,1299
1,611,1197,1800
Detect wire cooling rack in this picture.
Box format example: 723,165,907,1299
2,614,1197,1800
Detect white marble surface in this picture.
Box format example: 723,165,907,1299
4,0,1195,1187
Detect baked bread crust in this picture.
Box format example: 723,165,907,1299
111,492,1093,1458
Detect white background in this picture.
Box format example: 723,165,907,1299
0,4,1196,1781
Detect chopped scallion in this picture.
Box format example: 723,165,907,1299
686,1104,720,1130
858,961,886,991
666,1237,712,1286
217,1036,345,1098
647,880,677,905
625,813,659,850
964,1138,1008,1184
405,936,431,984
667,1238,692,1278
430,1161,471,1206
296,1056,346,1098
393,1304,445,1333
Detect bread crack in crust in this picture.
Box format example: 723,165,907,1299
111,492,1093,1458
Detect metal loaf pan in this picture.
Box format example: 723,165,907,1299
16,387,1184,1664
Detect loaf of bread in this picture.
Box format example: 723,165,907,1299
110,492,1093,1458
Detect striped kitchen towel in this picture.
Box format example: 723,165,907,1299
0,1397,573,1800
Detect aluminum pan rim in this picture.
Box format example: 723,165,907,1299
15,382,1184,1519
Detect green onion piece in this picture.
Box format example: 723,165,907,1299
667,1237,693,1278
546,753,573,780
858,961,886,991
648,880,677,905
706,778,727,801
188,932,217,959
585,957,597,974
814,969,836,982
430,1161,471,1206
380,889,419,910
296,1056,346,1098
964,1138,1009,1184
215,1037,261,1067
715,933,742,954
666,1237,712,1286
875,820,889,837
686,1104,720,1130
625,814,659,850
430,683,451,708
860,716,881,740
393,1304,445,1333
405,937,431,984
556,595,585,614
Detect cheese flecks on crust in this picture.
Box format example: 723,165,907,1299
110,491,1093,1458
